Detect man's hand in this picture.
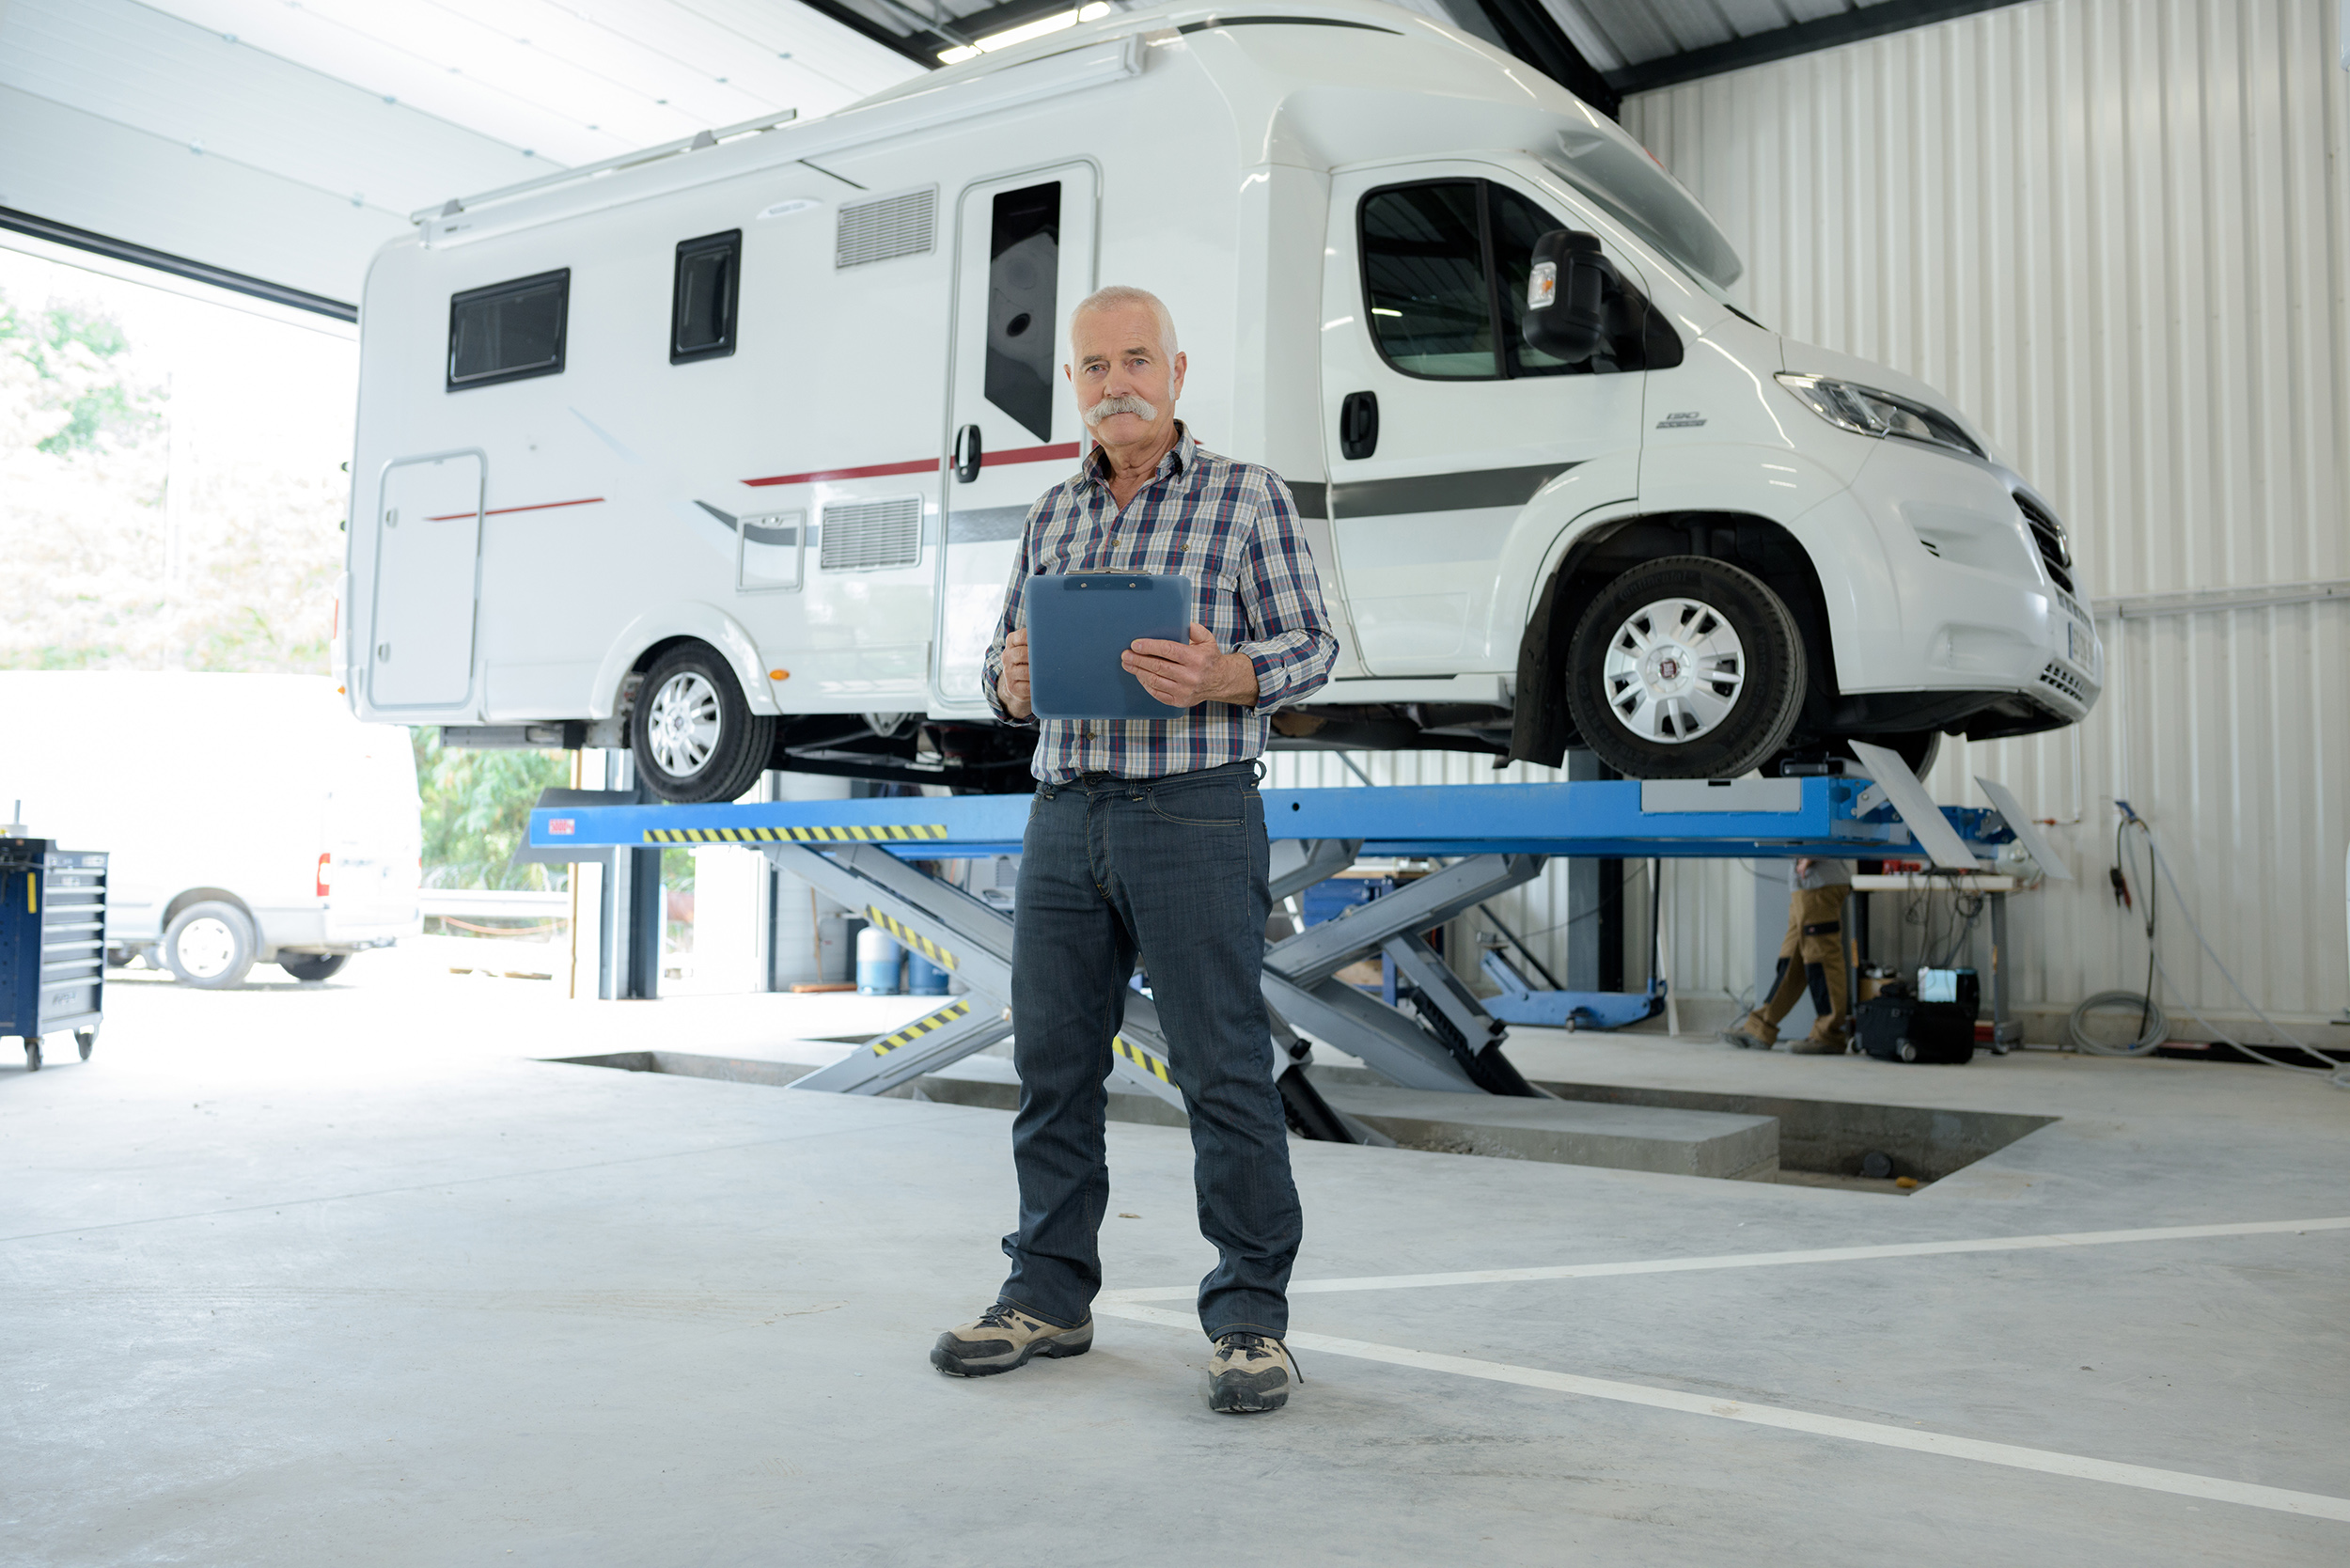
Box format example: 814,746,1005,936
1121,622,1259,710
997,627,1032,720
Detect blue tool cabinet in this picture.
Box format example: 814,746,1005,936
1,837,107,1071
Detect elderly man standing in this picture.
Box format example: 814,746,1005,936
929,286,1338,1415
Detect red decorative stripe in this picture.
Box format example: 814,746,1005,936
743,457,938,488
741,442,1079,489
424,496,605,523
981,442,1082,468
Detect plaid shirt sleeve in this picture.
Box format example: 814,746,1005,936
981,497,1046,729
1233,475,1338,711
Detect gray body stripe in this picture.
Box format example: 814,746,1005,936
948,506,1033,544
1335,463,1578,518
697,498,796,546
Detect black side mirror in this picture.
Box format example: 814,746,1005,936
1520,230,1615,364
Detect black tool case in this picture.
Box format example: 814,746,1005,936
0,838,108,1071
1855,994,1976,1064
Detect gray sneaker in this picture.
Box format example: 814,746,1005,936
1204,1332,1299,1414
932,1301,1092,1377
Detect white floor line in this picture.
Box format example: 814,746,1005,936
1096,1215,2350,1305
1099,1302,2350,1524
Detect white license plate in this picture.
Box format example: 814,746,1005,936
2066,619,2088,667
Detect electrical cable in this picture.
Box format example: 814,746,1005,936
2098,807,2347,1085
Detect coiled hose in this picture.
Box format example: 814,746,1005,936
2067,990,2170,1056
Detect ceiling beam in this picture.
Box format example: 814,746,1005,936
1606,0,2033,96
1450,0,1621,118
794,0,954,70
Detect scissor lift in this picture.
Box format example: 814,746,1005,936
530,747,2035,1143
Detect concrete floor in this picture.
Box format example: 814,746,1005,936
7,949,2349,1564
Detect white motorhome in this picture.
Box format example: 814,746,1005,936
343,0,2101,802
0,673,421,987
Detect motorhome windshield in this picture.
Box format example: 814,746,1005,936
1537,159,1761,325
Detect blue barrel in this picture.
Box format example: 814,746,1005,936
855,925,903,995
906,950,949,996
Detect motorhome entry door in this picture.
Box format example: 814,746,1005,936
368,451,484,710
932,163,1098,708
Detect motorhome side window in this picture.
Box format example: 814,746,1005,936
1359,181,1600,380
986,182,1060,441
671,229,741,364
446,269,569,391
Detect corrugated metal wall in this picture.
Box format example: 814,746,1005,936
1276,0,2350,1041
1617,0,2350,1036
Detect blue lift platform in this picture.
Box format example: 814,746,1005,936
528,757,2025,1145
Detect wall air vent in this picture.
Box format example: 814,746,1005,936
820,496,923,572
836,187,936,268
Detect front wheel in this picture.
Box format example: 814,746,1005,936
630,643,776,805
163,901,258,989
1564,556,1806,780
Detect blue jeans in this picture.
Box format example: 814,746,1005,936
998,760,1301,1341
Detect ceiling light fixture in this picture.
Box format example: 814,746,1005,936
939,4,1112,64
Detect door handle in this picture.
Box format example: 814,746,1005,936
953,423,983,483
1340,391,1379,461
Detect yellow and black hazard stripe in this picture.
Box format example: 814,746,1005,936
640,823,950,845
870,998,972,1057
864,906,956,971
1112,1036,1172,1084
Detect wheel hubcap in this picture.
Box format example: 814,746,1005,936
178,917,238,979
1602,597,1747,744
647,671,721,776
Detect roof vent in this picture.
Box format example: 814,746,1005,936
821,496,923,572
837,187,936,268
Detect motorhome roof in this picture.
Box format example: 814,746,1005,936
403,0,1739,287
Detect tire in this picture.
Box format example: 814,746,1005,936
163,900,258,989
76,1028,95,1061
24,1038,40,1072
1563,556,1806,780
277,951,350,982
630,642,776,805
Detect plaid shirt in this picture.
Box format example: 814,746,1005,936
984,424,1339,782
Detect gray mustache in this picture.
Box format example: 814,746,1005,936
1084,394,1158,427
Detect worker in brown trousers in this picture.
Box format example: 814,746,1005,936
1723,857,1854,1054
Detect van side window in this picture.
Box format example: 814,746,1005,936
1360,182,1496,379
986,182,1060,442
672,230,742,364
446,270,569,391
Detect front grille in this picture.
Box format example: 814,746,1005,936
820,496,922,572
2014,491,2074,594
2037,659,2087,706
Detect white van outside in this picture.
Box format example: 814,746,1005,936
341,0,2101,801
0,673,421,986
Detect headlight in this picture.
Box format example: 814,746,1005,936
1776,373,1983,459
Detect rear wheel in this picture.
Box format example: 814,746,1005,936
1564,556,1806,780
630,643,776,804
278,951,350,982
163,901,258,989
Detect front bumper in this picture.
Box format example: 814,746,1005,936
1814,440,2103,727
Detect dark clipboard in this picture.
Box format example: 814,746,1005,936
1024,572,1195,720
